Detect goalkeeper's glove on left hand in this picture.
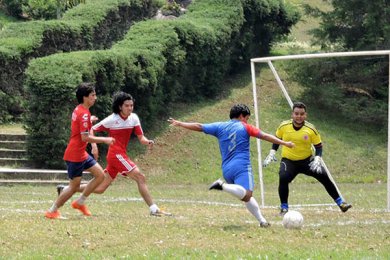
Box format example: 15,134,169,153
309,156,323,174
263,149,277,167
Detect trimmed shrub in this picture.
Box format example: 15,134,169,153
0,0,160,122
25,0,299,168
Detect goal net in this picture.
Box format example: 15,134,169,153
250,50,390,211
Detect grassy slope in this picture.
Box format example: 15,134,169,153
134,0,387,186
139,67,386,186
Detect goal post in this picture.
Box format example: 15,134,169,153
250,50,390,211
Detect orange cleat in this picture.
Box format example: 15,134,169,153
45,210,61,219
71,200,91,216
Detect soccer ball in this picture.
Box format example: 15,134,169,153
282,210,304,229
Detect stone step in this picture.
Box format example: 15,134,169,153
0,158,31,168
0,140,26,150
0,149,27,158
0,180,80,185
0,134,26,141
0,168,92,180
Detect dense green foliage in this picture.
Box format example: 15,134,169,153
24,0,299,168
0,0,160,123
306,0,390,50
1,0,24,17
285,56,388,129
1,0,87,19
288,0,389,127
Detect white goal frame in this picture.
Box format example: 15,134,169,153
250,50,390,211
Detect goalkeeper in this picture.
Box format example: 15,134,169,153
263,101,352,215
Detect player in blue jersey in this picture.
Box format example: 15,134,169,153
168,104,295,227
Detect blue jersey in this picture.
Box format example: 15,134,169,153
202,119,261,170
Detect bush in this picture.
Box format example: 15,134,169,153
0,0,160,123
22,0,58,20
2,0,25,17
25,0,299,168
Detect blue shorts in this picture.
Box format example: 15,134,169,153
65,155,97,179
222,162,254,191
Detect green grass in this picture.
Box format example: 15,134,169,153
0,181,389,259
272,0,332,55
287,0,332,43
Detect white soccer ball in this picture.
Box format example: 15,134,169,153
282,210,304,229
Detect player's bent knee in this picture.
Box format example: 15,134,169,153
241,191,252,202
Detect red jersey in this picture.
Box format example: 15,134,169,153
92,113,143,158
63,104,91,162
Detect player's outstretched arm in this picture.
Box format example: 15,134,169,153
259,132,294,148
168,117,202,132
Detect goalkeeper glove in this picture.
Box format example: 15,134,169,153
263,149,277,167
309,156,323,174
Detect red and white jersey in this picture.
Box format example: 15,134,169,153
63,104,91,162
92,113,143,157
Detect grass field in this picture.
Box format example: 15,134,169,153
1,180,389,259
0,68,389,258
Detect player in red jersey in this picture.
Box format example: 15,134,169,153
45,82,115,219
58,91,171,216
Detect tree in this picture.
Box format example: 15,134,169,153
305,0,390,50
288,0,389,128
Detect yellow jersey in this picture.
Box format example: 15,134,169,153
276,119,321,161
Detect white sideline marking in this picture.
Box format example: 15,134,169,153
0,196,389,213
1,206,389,227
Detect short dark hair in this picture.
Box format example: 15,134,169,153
229,104,251,119
293,101,306,111
76,82,95,104
112,91,134,114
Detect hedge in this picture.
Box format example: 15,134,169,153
0,0,160,122
24,0,299,168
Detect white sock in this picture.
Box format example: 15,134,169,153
245,197,267,223
149,204,159,213
221,183,246,200
77,195,87,205
49,203,58,212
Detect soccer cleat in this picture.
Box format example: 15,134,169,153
279,208,288,216
71,200,91,216
260,221,271,228
339,202,352,213
45,210,61,219
208,179,224,190
150,209,173,217
56,185,65,196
